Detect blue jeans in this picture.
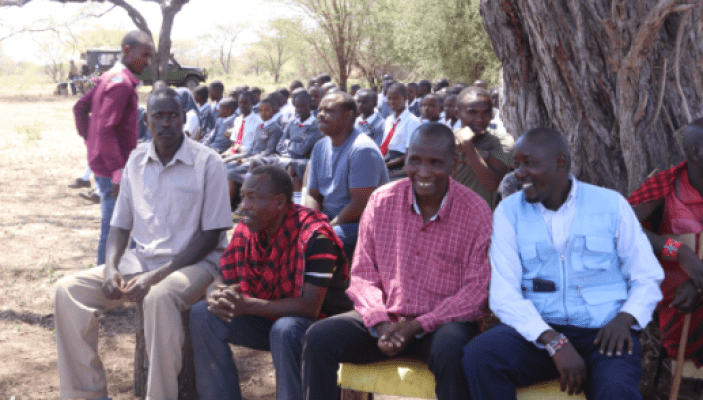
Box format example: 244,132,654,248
189,300,314,400
462,323,642,400
333,222,359,260
94,177,116,266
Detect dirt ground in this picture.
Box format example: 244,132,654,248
0,93,700,400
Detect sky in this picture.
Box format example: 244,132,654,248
0,0,302,63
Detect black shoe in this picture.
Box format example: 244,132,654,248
79,190,101,204
68,178,91,189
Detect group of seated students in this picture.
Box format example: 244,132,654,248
53,74,702,400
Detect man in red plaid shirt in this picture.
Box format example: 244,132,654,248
302,123,492,400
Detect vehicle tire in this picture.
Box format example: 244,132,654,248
184,77,199,90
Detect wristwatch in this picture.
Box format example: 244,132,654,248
546,333,569,357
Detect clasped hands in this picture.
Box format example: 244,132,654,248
102,268,159,302
207,284,248,323
373,319,423,357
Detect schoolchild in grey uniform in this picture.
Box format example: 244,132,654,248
354,89,385,147
250,92,322,190
202,98,237,154
225,98,284,203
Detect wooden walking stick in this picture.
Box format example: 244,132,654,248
669,313,692,400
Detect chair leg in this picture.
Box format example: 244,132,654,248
670,313,692,400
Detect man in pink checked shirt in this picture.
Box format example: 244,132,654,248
302,123,492,400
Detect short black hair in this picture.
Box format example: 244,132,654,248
433,78,450,92
317,74,332,84
290,80,304,91
458,86,491,105
327,92,357,115
407,82,418,89
152,80,168,91
277,87,290,98
193,85,208,99
418,80,431,94
251,87,262,95
219,97,237,111
410,122,456,155
250,165,294,205
121,30,152,49
520,127,571,173
356,88,378,106
387,83,407,98
267,92,284,109
147,87,181,113
209,80,224,94
294,91,311,106
451,83,468,95
238,91,254,103
424,93,444,109
350,84,361,91
259,98,274,108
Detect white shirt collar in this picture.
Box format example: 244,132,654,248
391,108,411,122
299,114,316,126
412,190,449,221
536,174,578,214
357,112,380,124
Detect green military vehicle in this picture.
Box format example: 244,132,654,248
82,47,208,89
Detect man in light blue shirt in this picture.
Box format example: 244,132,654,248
304,92,389,258
462,127,663,400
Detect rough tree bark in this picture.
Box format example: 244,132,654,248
481,0,703,195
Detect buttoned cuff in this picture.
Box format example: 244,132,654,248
415,313,438,334
619,302,649,331
111,169,123,185
360,308,391,329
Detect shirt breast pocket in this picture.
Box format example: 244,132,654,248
167,185,200,226
425,254,463,296
571,236,616,273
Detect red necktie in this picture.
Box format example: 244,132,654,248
235,118,245,145
360,120,368,126
379,118,400,156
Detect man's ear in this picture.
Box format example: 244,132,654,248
556,153,568,170
275,193,287,210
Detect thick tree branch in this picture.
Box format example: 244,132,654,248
674,8,693,124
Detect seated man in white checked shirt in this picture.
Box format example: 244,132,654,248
301,123,492,400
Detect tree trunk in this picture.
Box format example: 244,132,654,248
154,2,181,82
480,0,703,195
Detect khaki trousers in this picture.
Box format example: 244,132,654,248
54,263,213,400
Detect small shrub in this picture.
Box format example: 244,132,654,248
15,121,44,143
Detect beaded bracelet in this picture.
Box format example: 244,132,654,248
662,238,683,261
546,333,569,357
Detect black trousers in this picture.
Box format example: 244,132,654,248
302,310,477,400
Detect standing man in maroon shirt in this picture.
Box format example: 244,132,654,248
74,30,154,265
302,123,492,400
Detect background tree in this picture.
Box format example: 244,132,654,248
34,33,68,82
205,23,247,75
396,0,499,85
352,0,412,89
481,0,703,195
0,0,190,82
254,18,299,83
284,0,371,89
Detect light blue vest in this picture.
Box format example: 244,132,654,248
502,182,628,328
